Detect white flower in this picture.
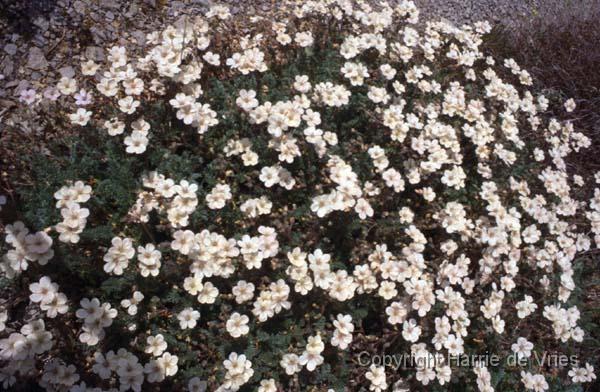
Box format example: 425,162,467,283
331,314,354,350
197,282,219,304
57,76,77,95
104,118,126,136
378,281,397,300
258,378,277,392
74,89,93,106
380,64,397,80
516,295,538,319
137,243,162,277
355,198,374,219
92,352,112,379
206,184,232,209
280,353,302,375
158,352,179,377
294,75,311,93
521,371,549,392
236,89,259,111
259,166,280,188
232,281,255,303
299,350,323,372
568,363,596,383
299,334,324,371
19,88,37,104
564,98,576,112
444,334,464,356
341,62,369,86
29,276,57,304
402,319,421,342
103,237,135,275
69,108,92,126
81,60,100,76
177,308,200,329
295,31,314,47
171,230,196,255
382,169,405,192
511,337,533,359
24,231,53,255
368,86,390,104
222,352,253,389
124,131,149,154
386,302,408,325
120,291,144,316
118,96,140,114
226,312,250,338
123,78,144,95
366,365,388,392
522,224,541,244
184,274,204,296
203,51,220,65
145,334,168,357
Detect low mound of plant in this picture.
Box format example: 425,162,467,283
1,1,598,391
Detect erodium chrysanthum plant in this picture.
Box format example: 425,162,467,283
2,1,599,391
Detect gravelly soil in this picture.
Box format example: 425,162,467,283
415,0,538,24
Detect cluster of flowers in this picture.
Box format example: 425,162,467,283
285,247,359,301
311,156,368,218
75,297,118,346
3,0,600,390
239,196,273,218
251,278,290,322
586,182,600,244
366,365,388,391
331,314,354,350
129,172,199,228
54,181,92,244
205,183,232,210
0,319,54,387
221,352,254,391
29,276,69,319
102,116,152,154
224,138,259,166
0,221,53,277
71,347,178,391
103,237,136,275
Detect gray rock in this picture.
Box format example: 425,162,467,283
1,58,14,77
90,26,108,44
15,80,31,92
100,0,121,9
73,0,87,14
126,3,140,17
131,30,147,46
58,66,75,78
90,11,103,22
26,47,49,70
33,17,50,32
4,44,17,56
32,34,47,47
